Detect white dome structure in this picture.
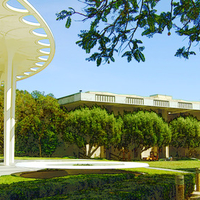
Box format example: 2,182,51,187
0,0,55,165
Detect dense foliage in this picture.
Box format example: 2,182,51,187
15,90,66,157
170,116,200,149
57,0,200,66
121,111,171,158
62,106,122,158
0,88,66,157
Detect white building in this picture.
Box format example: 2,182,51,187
58,91,200,160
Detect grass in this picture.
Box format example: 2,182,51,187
0,175,36,184
0,156,79,160
15,156,78,160
123,167,183,175
140,160,200,172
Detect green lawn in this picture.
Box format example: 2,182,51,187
0,156,79,160
123,167,182,175
0,175,36,184
140,160,200,172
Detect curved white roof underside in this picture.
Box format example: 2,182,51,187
0,0,55,81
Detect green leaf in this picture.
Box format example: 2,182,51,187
133,50,140,62
167,22,172,31
110,57,115,62
127,55,132,62
97,57,102,66
102,17,107,22
65,17,71,28
96,0,101,8
139,52,145,62
142,29,151,36
86,49,90,54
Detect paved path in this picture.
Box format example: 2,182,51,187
0,159,84,176
0,163,41,176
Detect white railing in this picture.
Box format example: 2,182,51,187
178,102,192,109
95,95,115,103
126,97,144,105
154,100,169,107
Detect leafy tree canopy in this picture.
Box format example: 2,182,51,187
15,90,65,157
121,111,171,156
57,0,200,66
170,116,200,149
62,106,122,158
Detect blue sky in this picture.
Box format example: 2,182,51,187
14,0,200,101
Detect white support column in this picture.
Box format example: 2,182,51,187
4,50,16,166
10,65,16,164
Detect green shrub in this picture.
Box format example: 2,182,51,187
0,173,195,200
50,174,194,200
38,173,195,200
0,174,134,200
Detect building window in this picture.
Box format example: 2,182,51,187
178,102,192,109
126,97,144,105
95,95,115,103
153,100,169,107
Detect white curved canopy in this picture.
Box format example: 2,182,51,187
1,0,55,166
0,0,55,82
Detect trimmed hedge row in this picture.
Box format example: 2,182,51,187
49,173,194,200
0,173,195,200
0,174,134,200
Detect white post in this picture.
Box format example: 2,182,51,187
4,49,16,166
10,64,16,164
166,146,169,158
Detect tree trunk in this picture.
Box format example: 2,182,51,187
133,147,142,160
88,145,100,158
39,136,42,157
87,144,92,158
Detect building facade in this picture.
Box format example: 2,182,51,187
58,91,200,160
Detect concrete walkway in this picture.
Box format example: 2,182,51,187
0,159,85,176
0,162,41,176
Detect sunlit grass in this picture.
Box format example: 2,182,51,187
139,160,200,172
123,167,183,175
0,175,36,184
15,156,78,160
